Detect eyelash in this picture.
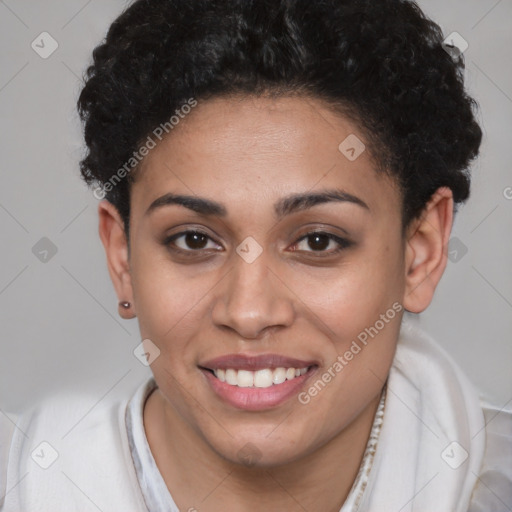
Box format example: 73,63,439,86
163,230,352,257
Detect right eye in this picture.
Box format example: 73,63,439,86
164,230,223,254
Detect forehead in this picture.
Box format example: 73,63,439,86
131,95,399,218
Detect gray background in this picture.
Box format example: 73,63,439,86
1,0,511,413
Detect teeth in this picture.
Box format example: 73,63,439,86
254,369,273,388
225,369,238,386
272,367,287,385
237,370,254,388
212,366,309,388
286,368,296,380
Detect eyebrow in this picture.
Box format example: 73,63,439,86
145,188,369,219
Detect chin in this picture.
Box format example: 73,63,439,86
206,426,320,469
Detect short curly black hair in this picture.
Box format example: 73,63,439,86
77,0,482,242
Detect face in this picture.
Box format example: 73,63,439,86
124,95,408,466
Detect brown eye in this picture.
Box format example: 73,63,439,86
165,230,221,252
306,234,331,251
183,232,208,249
292,232,352,255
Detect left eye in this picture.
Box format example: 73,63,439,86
292,232,350,254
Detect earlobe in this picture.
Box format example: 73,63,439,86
97,200,136,319
403,187,454,313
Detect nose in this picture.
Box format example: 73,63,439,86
211,252,295,340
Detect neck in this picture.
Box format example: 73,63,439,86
144,388,382,512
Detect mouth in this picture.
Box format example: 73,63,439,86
202,366,312,388
198,354,318,410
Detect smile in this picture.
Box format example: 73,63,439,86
199,354,318,410
212,367,309,388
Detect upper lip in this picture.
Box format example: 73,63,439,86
199,354,318,371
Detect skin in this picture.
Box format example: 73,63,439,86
98,95,453,512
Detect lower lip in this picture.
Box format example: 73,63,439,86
200,368,316,411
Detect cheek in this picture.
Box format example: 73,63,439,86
293,242,405,397
298,248,405,338
129,250,213,354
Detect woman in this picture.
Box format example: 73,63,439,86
1,0,510,511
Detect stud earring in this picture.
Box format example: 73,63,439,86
119,301,131,309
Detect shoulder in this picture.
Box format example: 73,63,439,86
393,322,512,510
0,380,150,512
468,402,512,511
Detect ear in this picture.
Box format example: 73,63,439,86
403,186,454,313
97,200,136,319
